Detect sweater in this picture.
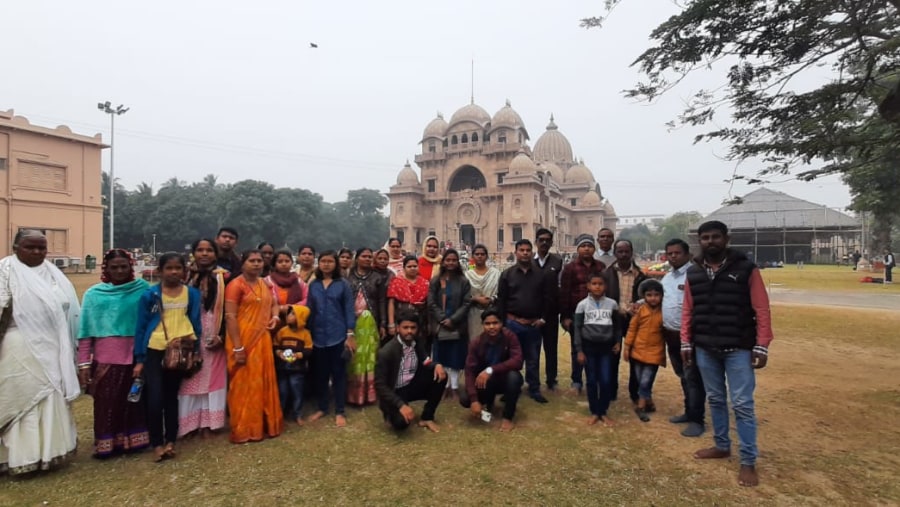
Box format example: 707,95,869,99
624,304,666,366
572,295,620,354
464,328,523,400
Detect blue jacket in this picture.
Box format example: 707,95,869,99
134,284,203,363
307,278,356,348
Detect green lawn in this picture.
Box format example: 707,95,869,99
758,264,898,292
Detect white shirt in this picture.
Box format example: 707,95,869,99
661,262,690,331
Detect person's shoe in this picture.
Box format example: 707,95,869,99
530,392,549,404
546,383,558,392
570,382,583,396
669,414,690,424
681,422,705,437
645,400,657,413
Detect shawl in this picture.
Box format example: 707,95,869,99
387,275,430,304
387,256,405,276
419,236,443,281
267,271,305,305
78,278,149,339
465,266,501,301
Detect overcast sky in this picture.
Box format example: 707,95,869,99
2,0,851,217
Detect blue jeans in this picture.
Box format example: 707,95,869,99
505,320,543,395
315,343,347,416
277,371,305,420
569,333,584,388
695,347,758,465
583,344,615,417
631,360,659,400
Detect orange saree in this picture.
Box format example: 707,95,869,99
225,277,283,443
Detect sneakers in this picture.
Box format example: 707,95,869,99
681,422,705,437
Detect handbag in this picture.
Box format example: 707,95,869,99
159,293,199,372
435,278,460,341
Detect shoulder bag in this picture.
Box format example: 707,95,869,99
160,292,200,373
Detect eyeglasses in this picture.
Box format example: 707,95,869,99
598,234,614,239
537,237,553,243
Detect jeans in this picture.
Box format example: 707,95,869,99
460,370,524,421
570,333,584,388
144,349,182,447
277,370,305,420
541,316,559,388
315,343,347,416
695,347,758,465
505,320,543,395
380,364,447,430
583,343,615,417
664,329,706,424
886,266,893,283
631,360,659,400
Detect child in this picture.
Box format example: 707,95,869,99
624,279,666,422
573,273,621,426
134,252,202,462
274,305,313,426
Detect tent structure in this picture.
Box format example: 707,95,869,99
692,188,863,264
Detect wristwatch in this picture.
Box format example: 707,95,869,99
485,367,493,376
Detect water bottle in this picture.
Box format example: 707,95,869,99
127,378,144,403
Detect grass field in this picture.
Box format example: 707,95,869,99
758,264,899,292
1,268,898,506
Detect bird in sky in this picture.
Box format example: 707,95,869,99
310,42,318,48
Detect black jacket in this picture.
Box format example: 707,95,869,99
686,249,757,350
375,337,433,410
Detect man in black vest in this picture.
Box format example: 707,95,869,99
533,228,563,392
680,220,774,487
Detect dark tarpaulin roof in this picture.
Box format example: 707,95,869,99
698,188,859,230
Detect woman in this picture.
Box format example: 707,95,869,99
464,244,500,339
134,252,202,461
0,230,81,475
427,249,471,400
257,242,275,277
224,250,283,443
178,239,228,439
267,249,307,311
345,247,387,406
337,248,354,279
374,248,395,285
307,251,356,427
418,236,442,280
78,248,150,458
386,238,405,275
296,245,316,284
386,255,430,340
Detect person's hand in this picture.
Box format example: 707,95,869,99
577,352,586,365
470,401,483,418
440,318,452,329
612,342,621,354
206,335,223,349
752,350,768,369
681,349,693,368
234,349,247,365
399,404,415,423
475,296,491,306
132,363,144,379
632,299,644,312
531,318,545,328
387,323,396,336
434,364,447,382
562,318,573,332
622,347,631,362
475,371,490,389
346,336,357,354
78,368,92,389
267,316,280,330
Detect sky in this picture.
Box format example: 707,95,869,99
1,0,852,217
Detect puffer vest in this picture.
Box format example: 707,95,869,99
686,252,757,350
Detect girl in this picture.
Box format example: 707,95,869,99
386,237,405,275
273,305,313,426
134,253,202,461
418,236,442,280
464,244,500,339
77,249,150,457
267,249,308,311
178,239,228,439
346,247,387,405
225,250,283,443
337,248,354,279
427,249,471,400
306,251,356,427
296,245,317,284
386,255,430,340
374,248,395,285
623,279,666,422
257,242,275,277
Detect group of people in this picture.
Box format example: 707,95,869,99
0,220,773,487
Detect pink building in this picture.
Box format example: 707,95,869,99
0,109,105,267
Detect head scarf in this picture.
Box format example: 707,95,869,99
100,248,136,284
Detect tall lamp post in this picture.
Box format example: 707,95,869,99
97,101,129,248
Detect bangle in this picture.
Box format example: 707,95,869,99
78,363,92,370
233,346,245,353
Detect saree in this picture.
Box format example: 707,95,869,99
464,266,500,339
225,277,283,443
347,278,378,406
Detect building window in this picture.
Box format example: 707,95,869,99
428,230,436,238
485,134,491,143
497,228,504,244
451,135,458,145
0,158,7,170
416,230,422,245
472,133,479,143
442,139,448,148
461,133,468,143
570,198,577,206
449,165,486,192
498,134,507,143
397,230,405,245
427,180,436,192
20,227,68,254
428,141,436,153
497,173,505,184
512,226,523,242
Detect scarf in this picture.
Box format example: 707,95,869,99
268,270,304,304
188,262,224,312
78,278,149,339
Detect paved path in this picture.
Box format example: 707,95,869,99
768,287,900,310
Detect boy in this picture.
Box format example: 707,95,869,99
274,305,313,426
573,273,621,426
623,279,666,422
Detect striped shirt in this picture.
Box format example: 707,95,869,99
396,337,418,388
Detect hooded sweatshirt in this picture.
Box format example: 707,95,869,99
273,304,313,373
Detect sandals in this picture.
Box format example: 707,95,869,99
153,443,176,462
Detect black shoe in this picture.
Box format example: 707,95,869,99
669,414,690,424
530,393,549,404
635,407,650,422
681,422,705,437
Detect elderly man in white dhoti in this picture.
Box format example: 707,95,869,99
0,229,81,475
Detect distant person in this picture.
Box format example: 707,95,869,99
257,242,275,277
337,248,354,279
419,236,443,280
623,280,667,423
386,238,406,276
374,312,447,432
681,220,774,487
464,244,501,341
532,228,564,392
460,310,524,432
851,250,861,271
603,239,647,403
793,250,804,269
296,245,317,284
884,248,895,284
215,227,241,283
572,273,620,427
594,228,616,267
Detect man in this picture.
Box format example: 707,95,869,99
374,312,447,432
593,228,616,267
459,310,524,432
884,248,895,283
215,227,242,282
681,220,774,487
603,239,647,403
497,239,552,403
532,228,564,392
661,238,705,437
851,250,861,271
559,233,607,394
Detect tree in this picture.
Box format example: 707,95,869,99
586,1,899,177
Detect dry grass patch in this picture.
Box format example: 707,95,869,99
759,265,899,293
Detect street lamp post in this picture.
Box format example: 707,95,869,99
152,233,157,259
97,101,129,248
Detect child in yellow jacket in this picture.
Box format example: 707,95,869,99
624,279,666,422
274,305,313,425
